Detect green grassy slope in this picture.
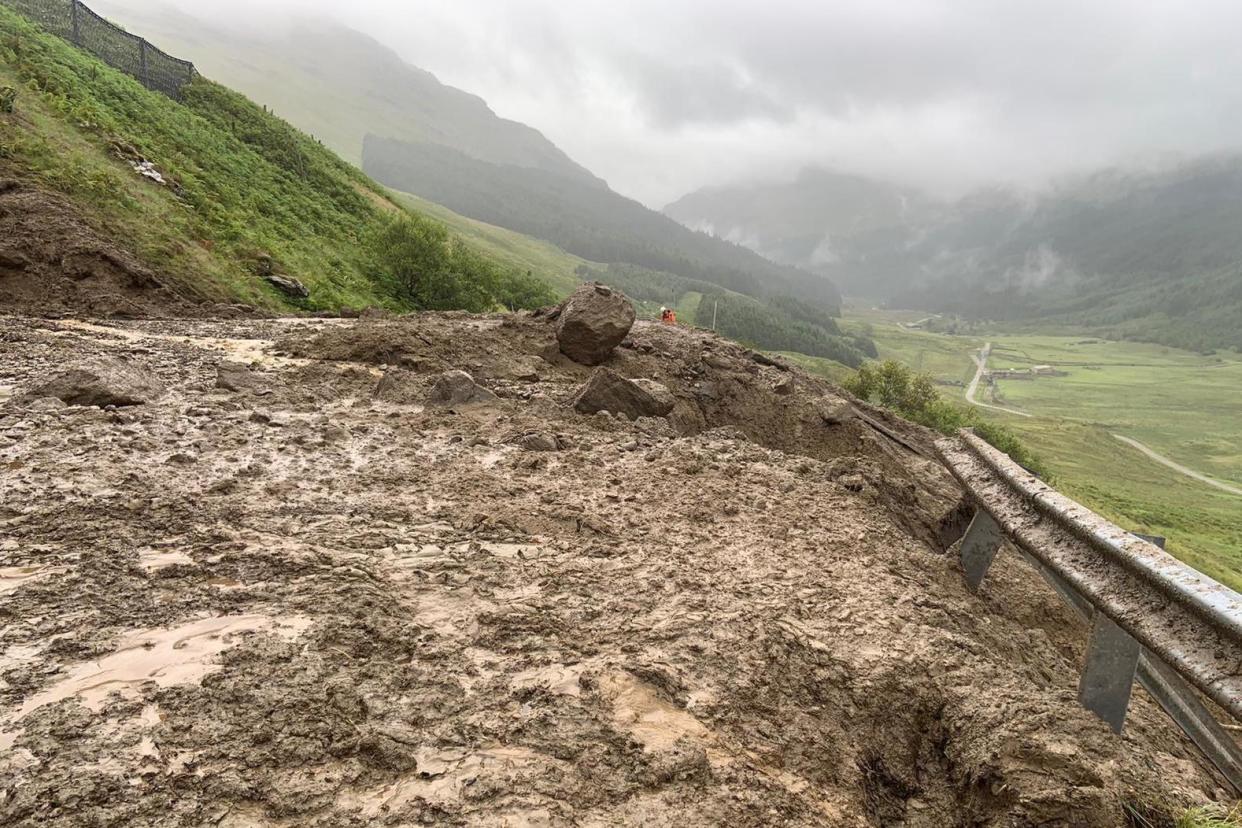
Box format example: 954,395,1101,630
390,190,586,297
0,4,558,312
849,308,1242,591
89,0,597,183
0,4,385,309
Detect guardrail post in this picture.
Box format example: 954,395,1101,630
1079,613,1141,733
959,509,1002,590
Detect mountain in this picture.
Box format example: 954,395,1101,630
665,168,935,295
87,1,848,321
89,0,599,182
667,163,1242,352
362,135,843,312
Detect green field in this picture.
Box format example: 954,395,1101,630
843,306,1242,590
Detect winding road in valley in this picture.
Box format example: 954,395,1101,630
1112,435,1242,497
965,342,1240,495
965,343,1033,418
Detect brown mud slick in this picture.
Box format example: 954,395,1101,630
0,310,1234,826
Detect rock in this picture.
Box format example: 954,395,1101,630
509,432,561,452
17,396,66,413
359,306,392,320
0,250,30,271
262,272,309,299
774,375,797,396
572,368,674,420
817,395,855,425
510,355,545,382
373,369,420,404
556,283,635,365
748,350,789,371
632,379,676,413
29,356,164,408
427,370,498,407
216,361,266,393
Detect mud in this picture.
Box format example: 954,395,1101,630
0,178,224,319
0,311,1233,826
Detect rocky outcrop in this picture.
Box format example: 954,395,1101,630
426,370,498,407
555,283,635,365
29,356,164,407
262,273,310,299
572,367,674,420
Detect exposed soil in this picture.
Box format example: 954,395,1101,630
0,178,226,319
0,311,1231,826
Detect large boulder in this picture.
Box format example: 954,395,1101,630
426,370,498,407
572,367,674,420
556,283,635,366
30,355,164,407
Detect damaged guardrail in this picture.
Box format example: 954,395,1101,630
938,429,1242,792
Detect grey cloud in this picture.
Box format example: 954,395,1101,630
102,0,1242,205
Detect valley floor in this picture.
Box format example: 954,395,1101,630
0,312,1228,825
842,306,1242,590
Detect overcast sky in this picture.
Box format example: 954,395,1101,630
130,0,1242,206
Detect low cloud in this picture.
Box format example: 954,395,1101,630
106,0,1242,206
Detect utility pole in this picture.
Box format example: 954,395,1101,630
70,0,80,45
712,300,719,331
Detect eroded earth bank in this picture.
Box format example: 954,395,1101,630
0,309,1232,826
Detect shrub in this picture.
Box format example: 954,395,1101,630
367,214,555,312
844,359,1051,478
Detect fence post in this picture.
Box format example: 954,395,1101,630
70,0,80,44
138,39,149,89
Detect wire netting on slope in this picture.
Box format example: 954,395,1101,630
0,0,195,98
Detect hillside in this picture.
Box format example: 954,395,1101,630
0,3,554,315
362,135,843,312
0,309,1228,826
84,1,849,320
668,163,1242,352
89,0,598,183
665,168,934,296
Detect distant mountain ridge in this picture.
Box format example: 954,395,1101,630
362,135,842,311
667,161,1242,351
92,0,846,321
90,0,600,183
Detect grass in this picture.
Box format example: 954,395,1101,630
391,189,584,298
776,351,856,384
846,306,1242,591
1178,804,1242,828
0,5,559,313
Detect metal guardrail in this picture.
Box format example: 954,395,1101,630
939,429,1242,792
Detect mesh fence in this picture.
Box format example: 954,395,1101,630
1,0,195,98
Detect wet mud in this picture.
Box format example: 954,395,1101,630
0,312,1232,826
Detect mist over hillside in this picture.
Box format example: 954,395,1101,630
667,159,1242,351
90,0,599,182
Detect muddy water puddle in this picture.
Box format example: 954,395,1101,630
9,614,311,720
0,564,66,594
598,671,716,755
51,319,311,370
137,547,194,571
